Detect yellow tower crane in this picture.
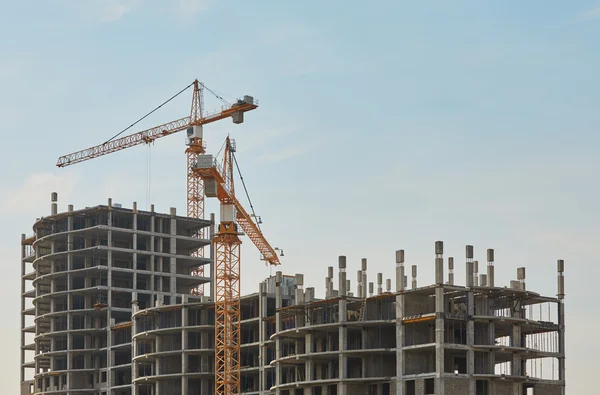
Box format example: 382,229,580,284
194,136,280,394
56,80,280,394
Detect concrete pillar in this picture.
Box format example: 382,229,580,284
448,257,454,285
258,282,267,393
181,307,188,394
411,265,417,289
338,257,348,395
210,213,216,299
465,245,475,395
557,260,566,394
361,258,368,299
487,249,494,287
517,267,526,290
473,260,479,286
386,279,391,293
434,241,445,395
51,192,58,215
296,273,305,305
479,274,487,287
169,208,177,297
377,273,383,295
275,271,283,394
304,330,313,395
357,270,362,299
395,249,405,395
368,282,374,297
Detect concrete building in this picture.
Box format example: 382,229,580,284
21,198,566,395
20,197,212,395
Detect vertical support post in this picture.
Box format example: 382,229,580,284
20,233,26,384
274,271,282,395
435,241,445,395
395,250,405,395
377,273,383,295
448,257,454,285
259,281,267,393
465,245,475,395
357,270,362,299
557,260,566,395
361,259,368,299
210,213,215,299
411,265,417,289
338,256,347,395
487,249,495,287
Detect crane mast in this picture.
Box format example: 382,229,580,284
193,136,280,395
187,81,207,292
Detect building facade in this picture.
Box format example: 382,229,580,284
20,198,212,395
20,198,566,395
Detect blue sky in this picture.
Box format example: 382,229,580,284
1,0,599,392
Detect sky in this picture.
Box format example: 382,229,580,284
1,0,598,392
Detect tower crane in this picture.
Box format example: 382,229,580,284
55,80,280,395
56,80,258,294
194,136,280,394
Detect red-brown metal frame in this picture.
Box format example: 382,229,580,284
188,81,206,295
213,229,241,394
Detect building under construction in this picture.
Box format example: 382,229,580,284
20,198,566,395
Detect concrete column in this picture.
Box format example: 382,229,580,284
377,273,383,295
448,257,454,285
258,282,267,393
132,302,139,395
557,260,565,394
155,335,162,395
304,330,313,395
487,249,494,287
275,271,283,394
517,267,526,291
395,249,405,395
368,282,374,297
182,306,188,394
361,258,368,299
338,256,348,395
473,261,479,286
150,210,156,297
465,245,475,395
20,234,26,383
411,265,417,289
210,213,216,299
296,274,305,305
169,208,177,298
434,241,445,395
479,274,487,286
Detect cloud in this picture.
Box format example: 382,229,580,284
572,6,600,22
177,0,215,17
101,0,141,22
65,0,143,23
256,144,312,164
0,172,79,215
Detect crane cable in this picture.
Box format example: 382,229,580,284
202,83,231,107
104,81,195,144
231,152,262,233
